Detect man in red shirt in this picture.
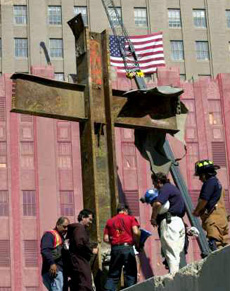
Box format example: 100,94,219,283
103,204,140,291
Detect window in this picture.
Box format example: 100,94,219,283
212,142,227,167
0,39,1,58
15,38,28,58
0,97,6,122
199,74,211,79
60,191,75,216
168,9,181,28
13,5,27,25
0,240,10,267
108,7,122,26
57,123,71,140
55,73,65,81
123,190,139,216
193,10,206,28
0,142,7,168
74,6,88,25
48,6,62,25
20,142,34,169
170,40,184,60
134,8,147,27
58,142,72,168
21,114,33,122
24,240,38,267
49,39,63,58
195,41,209,60
187,143,199,182
180,74,186,81
0,191,8,216
23,191,36,216
226,10,230,28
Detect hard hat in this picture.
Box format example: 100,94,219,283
194,159,220,176
140,189,170,214
140,188,159,204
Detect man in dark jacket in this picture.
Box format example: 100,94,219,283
193,160,229,251
67,209,98,291
41,216,70,291
150,172,186,274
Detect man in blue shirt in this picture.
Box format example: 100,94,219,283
41,216,70,291
150,172,186,274
193,160,228,251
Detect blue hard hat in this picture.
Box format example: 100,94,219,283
144,188,159,204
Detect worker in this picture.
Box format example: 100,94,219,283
193,159,229,251
41,216,70,291
103,203,140,291
150,172,186,274
67,209,98,291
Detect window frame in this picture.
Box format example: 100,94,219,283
20,141,34,169
57,142,72,169
22,190,36,217
54,73,65,81
134,7,148,27
0,240,10,267
0,141,7,168
170,40,184,61
13,5,27,25
60,191,75,217
193,9,207,28
49,39,63,59
15,38,28,58
48,6,62,25
0,191,9,216
168,9,182,28
24,240,38,267
108,7,122,26
74,6,88,25
195,41,209,60
226,10,230,28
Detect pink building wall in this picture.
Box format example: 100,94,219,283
0,66,229,289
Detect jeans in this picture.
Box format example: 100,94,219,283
104,245,137,291
42,271,63,291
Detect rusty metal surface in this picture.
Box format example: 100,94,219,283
11,17,187,277
69,18,114,271
90,34,106,124
112,86,185,131
11,74,86,121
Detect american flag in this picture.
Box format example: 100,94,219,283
109,32,165,74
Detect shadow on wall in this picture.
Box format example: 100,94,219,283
139,250,154,279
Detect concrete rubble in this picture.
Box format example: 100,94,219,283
126,245,230,291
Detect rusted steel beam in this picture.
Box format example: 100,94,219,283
11,73,184,132
11,73,86,121
112,86,184,132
